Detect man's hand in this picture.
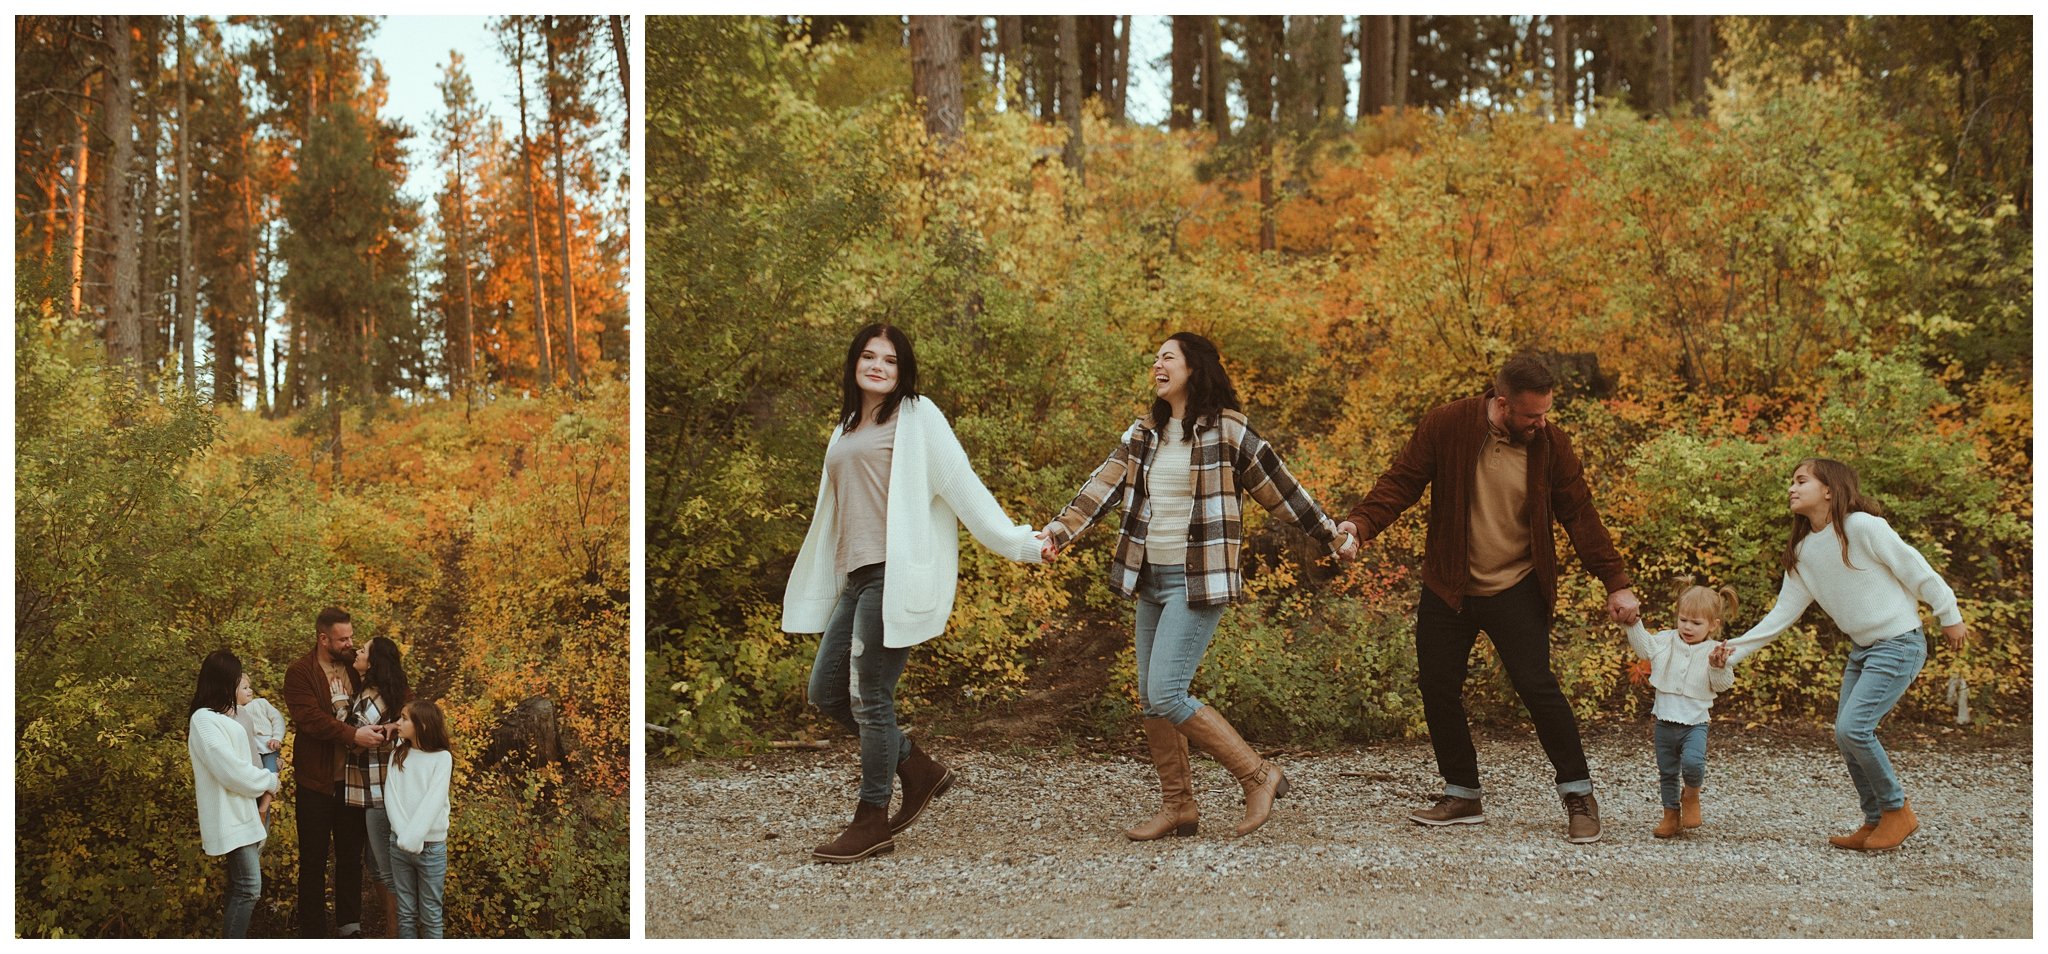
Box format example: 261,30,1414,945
1606,587,1641,625
1942,621,1968,651
1335,521,1361,561
352,725,383,749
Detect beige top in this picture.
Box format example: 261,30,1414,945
1466,421,1533,596
1143,420,1194,566
826,414,897,577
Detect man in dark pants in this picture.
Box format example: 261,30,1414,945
1339,354,1639,843
284,606,380,936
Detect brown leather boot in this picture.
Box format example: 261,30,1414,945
1126,717,1199,840
1653,808,1683,838
1863,800,1919,851
887,741,955,835
1830,823,1878,850
812,800,894,863
1680,785,1703,828
1174,707,1290,836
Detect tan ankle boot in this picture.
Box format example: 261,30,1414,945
1863,800,1919,851
1830,823,1878,850
1654,808,1682,838
1680,785,1703,828
1174,707,1289,836
1125,718,1199,840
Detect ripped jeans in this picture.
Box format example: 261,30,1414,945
807,563,912,806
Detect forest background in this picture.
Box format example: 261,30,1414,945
15,15,630,937
650,16,2031,757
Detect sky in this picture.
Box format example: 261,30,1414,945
362,15,519,206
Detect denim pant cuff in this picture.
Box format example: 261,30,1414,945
1556,778,1594,797
1443,782,1483,800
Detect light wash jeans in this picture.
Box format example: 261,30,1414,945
222,840,262,938
364,807,394,890
1133,564,1228,725
1653,720,1709,809
391,840,447,939
807,563,912,806
1837,630,1927,824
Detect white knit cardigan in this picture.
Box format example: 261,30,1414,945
188,708,280,856
783,397,1043,648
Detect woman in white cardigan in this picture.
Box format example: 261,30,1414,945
783,323,1043,864
187,649,281,938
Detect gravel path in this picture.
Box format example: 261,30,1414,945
649,725,2031,938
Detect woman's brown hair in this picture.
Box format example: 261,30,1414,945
1780,457,1884,576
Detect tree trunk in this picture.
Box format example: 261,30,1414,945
1689,15,1711,117
249,177,267,414
910,16,965,145
545,17,584,389
609,15,630,152
515,18,555,391
176,16,196,389
1392,15,1411,109
1204,18,1229,141
68,75,92,319
1037,19,1059,123
1321,16,1347,123
1169,16,1196,130
102,15,144,382
997,16,1023,111
139,25,166,375
1110,15,1131,121
454,147,478,407
1247,16,1278,252
1553,15,1573,123
1058,15,1084,184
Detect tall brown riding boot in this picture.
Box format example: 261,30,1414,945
1125,718,1199,840
1862,800,1919,851
888,741,956,835
1680,785,1703,829
1174,707,1290,836
812,800,895,863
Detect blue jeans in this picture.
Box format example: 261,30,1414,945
1837,631,1927,824
391,840,447,939
1133,564,1228,724
808,563,912,806
222,839,262,938
261,750,280,775
364,807,394,890
1653,721,1709,809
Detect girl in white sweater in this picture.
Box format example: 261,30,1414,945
387,700,453,938
187,650,280,938
783,324,1044,864
1623,581,1738,838
1715,458,1968,852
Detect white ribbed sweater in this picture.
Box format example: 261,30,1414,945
1725,512,1961,665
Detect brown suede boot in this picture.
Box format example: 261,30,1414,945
812,800,894,863
1680,785,1703,829
887,741,955,835
1126,718,1199,840
1653,808,1683,839
1174,707,1290,837
1862,800,1919,851
1830,823,1879,850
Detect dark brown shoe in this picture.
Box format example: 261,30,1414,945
1408,794,1485,826
1126,717,1199,840
812,800,894,863
887,741,955,836
1564,791,1602,844
1174,707,1289,837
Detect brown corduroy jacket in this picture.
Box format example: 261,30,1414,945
1345,391,1632,615
283,647,363,794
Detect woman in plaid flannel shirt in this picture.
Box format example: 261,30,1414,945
1041,332,1356,839
347,637,409,935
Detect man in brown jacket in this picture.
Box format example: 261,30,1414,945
1338,354,1639,844
284,606,381,937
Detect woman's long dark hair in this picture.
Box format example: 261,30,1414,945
189,649,242,716
838,323,919,433
1150,331,1241,440
1780,457,1884,575
394,699,452,770
362,636,409,724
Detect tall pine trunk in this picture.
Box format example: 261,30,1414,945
546,18,584,389
68,75,92,318
1689,16,1712,117
1553,15,1573,123
910,16,964,144
1169,17,1197,130
102,16,144,382
608,15,629,152
1653,15,1674,117
1058,16,1084,184
1247,16,1278,252
997,16,1022,111
1392,15,1411,109
516,18,555,391
1203,17,1229,140
176,17,196,389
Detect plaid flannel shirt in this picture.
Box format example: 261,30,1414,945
342,688,395,809
1044,408,1342,608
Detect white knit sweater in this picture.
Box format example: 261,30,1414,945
187,708,280,856
1626,621,1735,725
783,397,1044,648
386,748,452,853
1724,512,1961,666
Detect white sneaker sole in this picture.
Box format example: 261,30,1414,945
1409,813,1486,826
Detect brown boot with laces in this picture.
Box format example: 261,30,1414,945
1563,791,1602,844
1408,794,1485,826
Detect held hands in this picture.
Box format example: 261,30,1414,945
351,724,384,749
1034,529,1058,562
267,738,282,752
1606,587,1642,625
1334,521,1361,561
1708,643,1733,669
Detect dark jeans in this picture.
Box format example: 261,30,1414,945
807,563,912,806
1654,720,1709,808
295,781,364,937
1415,575,1591,797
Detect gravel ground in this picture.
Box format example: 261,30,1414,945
649,725,2031,938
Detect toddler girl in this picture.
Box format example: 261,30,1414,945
1624,581,1738,838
